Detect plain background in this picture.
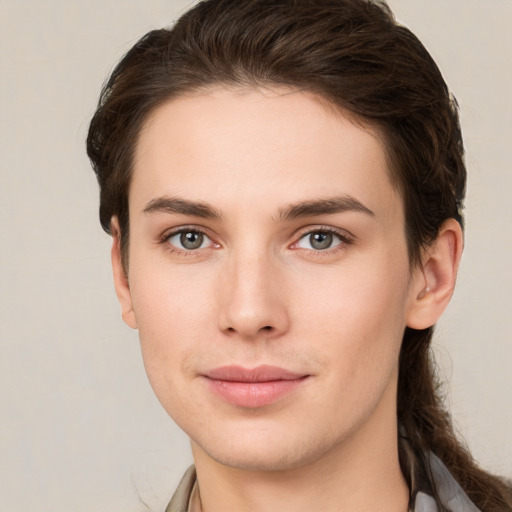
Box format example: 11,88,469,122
1,1,511,511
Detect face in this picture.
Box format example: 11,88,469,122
116,87,425,472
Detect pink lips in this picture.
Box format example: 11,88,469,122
203,365,309,408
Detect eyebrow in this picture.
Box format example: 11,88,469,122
142,194,374,222
277,195,375,221
143,196,222,219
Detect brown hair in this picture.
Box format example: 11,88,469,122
87,0,511,509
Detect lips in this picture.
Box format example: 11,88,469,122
202,365,309,408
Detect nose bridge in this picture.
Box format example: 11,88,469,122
218,242,288,338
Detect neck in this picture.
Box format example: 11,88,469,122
191,393,409,512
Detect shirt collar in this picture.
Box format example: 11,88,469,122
399,431,481,512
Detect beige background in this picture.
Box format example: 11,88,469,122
1,1,510,511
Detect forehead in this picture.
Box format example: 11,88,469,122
131,87,400,223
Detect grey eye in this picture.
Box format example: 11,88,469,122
181,231,204,249
309,232,333,250
296,230,343,251
167,230,209,250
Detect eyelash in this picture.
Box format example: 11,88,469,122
292,226,354,254
159,225,354,256
159,226,216,256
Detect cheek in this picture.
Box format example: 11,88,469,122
127,263,216,383
130,254,215,328
294,252,410,335
126,266,225,431
293,254,410,383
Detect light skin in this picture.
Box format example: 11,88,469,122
111,87,462,512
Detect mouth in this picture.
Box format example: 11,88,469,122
201,365,310,408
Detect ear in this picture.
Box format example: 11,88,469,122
406,219,463,329
111,217,137,329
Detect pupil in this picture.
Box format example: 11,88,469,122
311,232,332,250
181,231,203,249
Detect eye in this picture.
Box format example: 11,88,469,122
166,229,211,251
295,230,346,251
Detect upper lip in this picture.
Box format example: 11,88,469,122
204,365,308,382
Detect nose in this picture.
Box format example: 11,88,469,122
217,251,290,340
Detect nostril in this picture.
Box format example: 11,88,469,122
262,326,272,331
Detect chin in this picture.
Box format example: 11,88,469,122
207,445,314,472
191,421,344,473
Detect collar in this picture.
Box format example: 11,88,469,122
399,431,481,511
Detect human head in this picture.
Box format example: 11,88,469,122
87,0,465,465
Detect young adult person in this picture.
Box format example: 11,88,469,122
86,0,512,510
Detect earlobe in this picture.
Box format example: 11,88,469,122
406,219,463,330
111,217,138,330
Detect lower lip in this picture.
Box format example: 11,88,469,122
204,377,307,408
